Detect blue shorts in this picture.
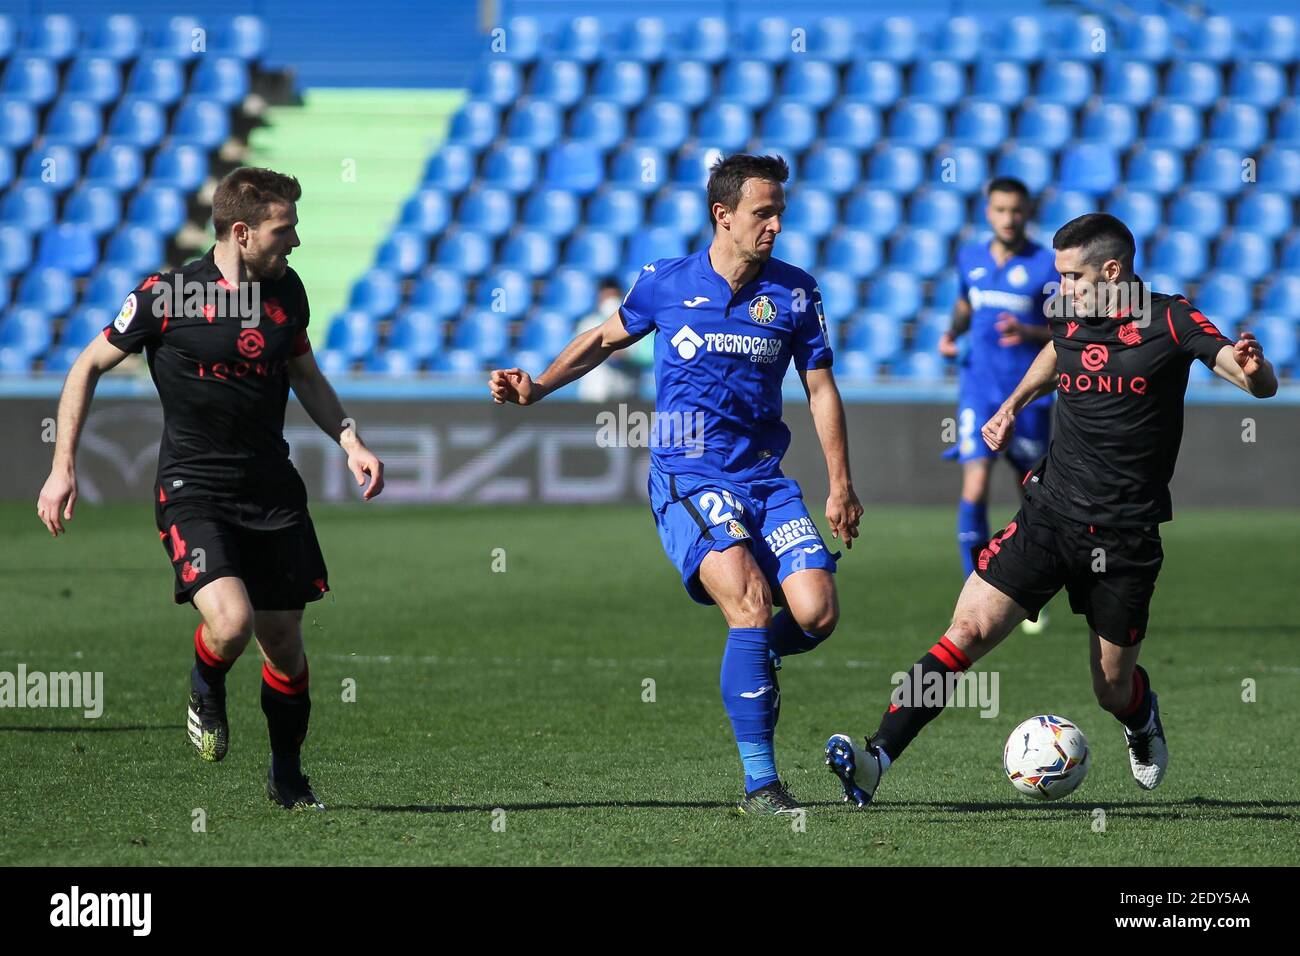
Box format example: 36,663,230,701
954,386,1052,472
648,467,838,606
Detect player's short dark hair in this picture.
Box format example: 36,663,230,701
986,177,1031,201
1053,213,1136,272
707,153,790,230
597,276,622,294
212,167,302,239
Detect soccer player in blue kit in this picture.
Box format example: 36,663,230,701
939,179,1057,616
490,154,863,815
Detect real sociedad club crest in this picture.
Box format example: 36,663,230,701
748,294,776,325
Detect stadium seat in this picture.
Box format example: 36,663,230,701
619,16,668,63
592,61,648,108
847,313,904,361
650,189,706,236
887,101,945,150
912,310,950,353
212,14,266,60
934,16,981,63
0,148,12,192
843,61,902,107
106,98,167,149
656,61,712,108
864,146,919,193
1168,189,1225,234
1015,101,1074,150
746,17,794,64
783,188,837,237
951,101,1007,150
971,61,1028,106
996,15,1043,62
864,270,921,318
431,348,481,375
1250,315,1298,368
500,231,557,277
929,272,960,310
18,267,76,314
447,101,500,149
719,60,774,109
1276,103,1300,148
843,190,901,236
35,225,96,277
909,60,965,107
348,270,402,318
191,57,250,107
1208,103,1266,151
822,230,882,278
782,59,839,109
939,147,989,196
65,57,123,106
555,17,602,64
126,186,186,234
836,350,877,381
631,100,690,151
363,349,420,376
408,267,466,318
1261,272,1300,313
1164,61,1220,108
0,308,54,358
400,189,451,235
64,185,122,236
1059,144,1119,195
1148,231,1207,280
1100,60,1157,108
476,268,531,318
61,307,112,348
543,142,604,195
519,311,573,358
1143,102,1201,152
85,144,144,191
2,54,59,106
171,99,231,150
125,57,186,105
1119,15,1172,62
1187,16,1235,63
1214,231,1274,282
678,17,728,64
1037,190,1092,235
387,310,445,363
1282,236,1300,270
475,59,524,106
530,60,587,109
0,225,32,274
1079,102,1137,149
867,17,918,64
1195,274,1252,324
995,145,1052,194
1249,15,1297,63
103,225,164,273
1104,190,1161,240
149,144,209,192
1234,191,1291,239
520,188,579,237
85,14,142,62
611,146,667,195
671,145,726,190
564,229,623,275
760,100,819,153
374,229,428,276
494,16,540,64
776,231,817,272
1228,61,1286,109
624,227,686,271
1125,147,1184,195
20,145,80,193
423,146,476,193
1059,14,1108,60
1190,147,1247,195
816,270,858,322
695,101,752,152
907,189,965,236
458,188,515,237
325,312,379,361
146,16,204,60
82,266,136,309
569,100,626,151
0,101,37,150
1036,61,1093,107
889,230,947,278
453,311,510,363
540,268,597,315
807,17,856,64
1,186,55,231
434,230,493,276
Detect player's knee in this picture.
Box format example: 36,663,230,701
946,614,986,649
801,603,838,639
1093,674,1131,713
203,606,254,648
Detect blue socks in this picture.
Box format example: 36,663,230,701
957,499,988,578
768,608,826,657
720,626,778,794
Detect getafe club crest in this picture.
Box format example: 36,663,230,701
748,294,776,325
725,519,749,540
1007,264,1029,288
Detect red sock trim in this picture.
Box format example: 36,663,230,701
194,623,231,668
262,660,309,696
931,635,972,671
1116,667,1147,718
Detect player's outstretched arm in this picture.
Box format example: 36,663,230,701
800,367,864,549
489,311,643,406
37,335,132,536
288,350,385,499
938,298,971,358
982,340,1058,452
1211,332,1278,398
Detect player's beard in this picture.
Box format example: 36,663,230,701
247,247,288,281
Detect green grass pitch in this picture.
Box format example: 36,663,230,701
1,501,1296,866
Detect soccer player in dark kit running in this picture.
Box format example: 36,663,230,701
36,168,385,810
824,213,1278,808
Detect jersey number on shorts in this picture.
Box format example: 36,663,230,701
699,490,744,525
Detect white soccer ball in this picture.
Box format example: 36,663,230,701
1003,715,1090,800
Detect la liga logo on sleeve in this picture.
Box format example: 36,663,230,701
113,293,138,333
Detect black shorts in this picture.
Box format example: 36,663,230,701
974,496,1163,646
155,499,329,610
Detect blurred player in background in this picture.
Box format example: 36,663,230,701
491,154,862,816
36,168,385,810
940,179,1056,632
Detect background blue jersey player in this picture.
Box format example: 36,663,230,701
939,178,1057,624
489,154,863,815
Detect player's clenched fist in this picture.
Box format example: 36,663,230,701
489,367,539,405
37,468,77,537
982,407,1016,452
1232,331,1265,376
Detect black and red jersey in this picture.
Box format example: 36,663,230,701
104,247,312,510
1029,288,1232,527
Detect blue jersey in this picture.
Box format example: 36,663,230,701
956,239,1057,394
619,249,833,484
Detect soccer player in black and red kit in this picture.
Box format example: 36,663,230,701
825,213,1278,807
37,168,385,810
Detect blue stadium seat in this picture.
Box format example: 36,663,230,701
543,142,604,195
1143,102,1200,152
782,59,838,109
35,224,96,276
865,271,921,318
1234,191,1291,239
934,17,981,63
146,16,203,61
1036,61,1093,107
18,266,76,314
0,308,54,358
1261,272,1300,312
1259,147,1300,195
172,98,232,150
408,267,466,318
374,229,428,276
776,231,817,272
807,17,856,64
1119,15,1172,62
624,227,686,271
125,57,185,105
656,60,712,109
564,229,623,275
1228,61,1285,109
555,17,602,64
678,17,728,64
1059,144,1119,195
912,310,950,353
21,145,81,193
530,60,587,109
430,348,481,375
0,225,32,274
619,16,668,63
719,60,774,109
0,15,11,60
508,99,563,149
43,343,87,371
823,101,881,150
1164,61,1220,108
1104,190,1161,241
212,15,265,60
929,272,960,310
106,98,166,149
424,145,476,193
996,15,1043,62
2,55,59,105
1214,231,1274,281
847,314,904,361
82,266,136,309
64,185,121,236
611,146,667,195
897,350,947,381
1,186,55,231
1195,274,1252,324
889,229,947,278
995,145,1052,194
1100,60,1157,108
746,17,794,64
951,100,1007,150
783,188,836,237
325,312,379,361
387,310,445,363
476,268,531,318
1191,147,1247,195
568,100,625,151
843,61,901,108
631,100,690,151
760,100,818,152
695,101,752,152
843,190,900,236
482,145,537,194
540,268,596,315
908,189,965,236
1059,15,1108,61
103,225,163,273
909,60,965,107
822,230,882,277
1187,15,1234,63
592,60,648,108
1148,230,1207,280
20,14,77,61
363,349,420,376
65,57,122,106
887,101,945,150
1126,147,1183,195
1277,103,1300,148
1208,103,1266,151
1249,15,1297,63
434,230,493,276
1079,103,1137,149
650,188,705,236
453,311,510,363
1015,101,1073,150
816,270,858,323
149,144,208,192
475,59,524,106
520,188,578,237
867,16,918,64
941,146,989,195
126,185,185,234
519,311,573,357
85,15,142,62
1251,316,1297,369
447,101,499,149
807,146,864,195
0,101,36,150
1169,189,1225,234
494,16,540,64
62,307,112,347
971,61,1028,107
0,148,11,191
671,145,724,189
836,350,876,381
400,188,451,235
500,231,557,277
1282,236,1300,270
348,270,402,317
191,57,250,107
